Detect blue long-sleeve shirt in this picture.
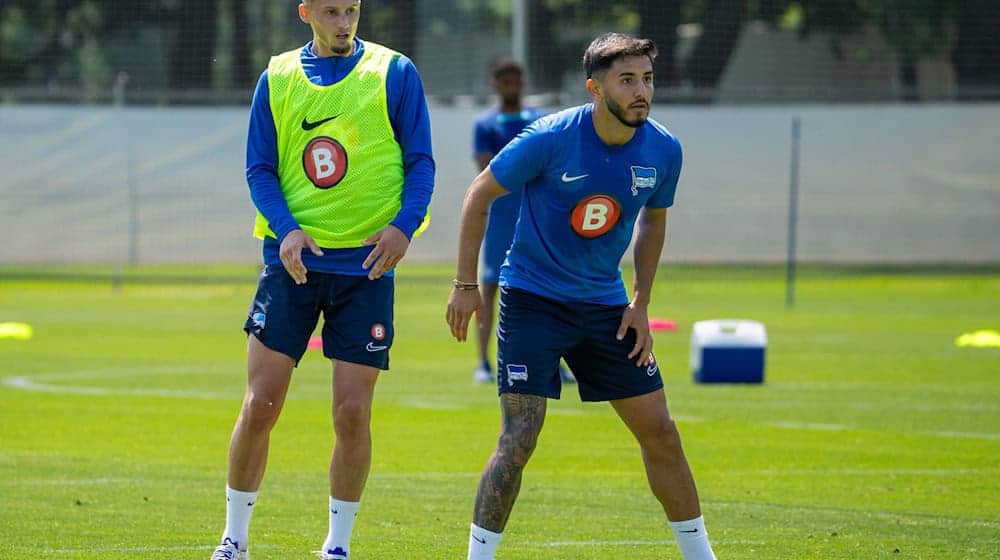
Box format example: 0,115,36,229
246,39,435,275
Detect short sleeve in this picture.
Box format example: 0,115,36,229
647,139,682,208
488,122,552,194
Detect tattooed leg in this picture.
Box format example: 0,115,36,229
472,393,548,532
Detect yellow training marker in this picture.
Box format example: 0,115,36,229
0,322,34,340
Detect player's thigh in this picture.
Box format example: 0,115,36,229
244,265,323,364
322,274,394,371
496,287,580,399
564,305,664,402
246,335,296,405
609,388,673,439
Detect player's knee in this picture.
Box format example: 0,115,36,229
333,399,372,438
642,417,684,458
241,392,282,433
498,427,540,467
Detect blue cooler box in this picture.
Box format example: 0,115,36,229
690,319,766,383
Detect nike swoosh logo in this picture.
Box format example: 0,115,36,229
301,115,339,131
680,528,699,533
366,342,388,352
472,535,487,544
561,172,589,182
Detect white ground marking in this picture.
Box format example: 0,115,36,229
3,370,997,441
1,367,237,400
523,539,766,548
762,420,1000,440
765,420,850,431
47,544,280,554
707,500,1000,529
748,468,986,476
923,430,1000,440
0,477,137,487
369,471,479,480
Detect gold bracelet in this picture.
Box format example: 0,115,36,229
452,279,479,291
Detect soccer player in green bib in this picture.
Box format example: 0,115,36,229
210,2,434,559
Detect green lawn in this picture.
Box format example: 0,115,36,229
1,265,998,559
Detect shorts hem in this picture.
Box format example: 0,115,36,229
499,386,561,400
326,351,389,371
245,331,307,366
580,382,664,403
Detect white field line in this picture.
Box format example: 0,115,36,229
709,500,1000,530
523,539,767,548
923,430,1000,441
1,477,138,487
3,370,997,440
765,421,850,431
46,544,280,554
748,468,987,476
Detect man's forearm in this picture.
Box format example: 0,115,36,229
632,209,667,304
455,187,491,282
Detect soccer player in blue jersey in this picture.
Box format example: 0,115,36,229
210,2,434,559
446,33,717,560
470,58,554,384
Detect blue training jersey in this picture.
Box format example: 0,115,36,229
490,104,682,305
473,106,545,225
245,38,435,275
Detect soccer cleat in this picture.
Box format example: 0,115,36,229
316,546,349,560
210,538,249,560
473,364,494,384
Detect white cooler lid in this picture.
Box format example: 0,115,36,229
691,319,767,347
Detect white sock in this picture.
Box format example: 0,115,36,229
321,497,360,557
669,516,717,560
221,486,258,551
467,523,502,560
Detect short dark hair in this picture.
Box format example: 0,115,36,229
582,33,658,79
490,57,524,80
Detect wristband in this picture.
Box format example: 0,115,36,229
452,279,479,291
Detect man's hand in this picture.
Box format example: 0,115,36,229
362,225,410,280
446,287,482,342
280,229,324,284
617,300,654,366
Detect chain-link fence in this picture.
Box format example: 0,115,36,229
2,1,999,105
2,1,998,268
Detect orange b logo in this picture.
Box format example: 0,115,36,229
570,194,621,238
302,136,348,188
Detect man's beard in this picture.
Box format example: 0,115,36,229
605,95,647,128
331,42,353,56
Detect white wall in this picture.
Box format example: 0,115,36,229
1,102,997,264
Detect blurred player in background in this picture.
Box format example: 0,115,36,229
446,33,717,560
210,1,434,559
470,58,574,385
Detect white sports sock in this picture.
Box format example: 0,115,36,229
322,497,360,556
669,516,717,560
222,486,258,551
467,523,502,560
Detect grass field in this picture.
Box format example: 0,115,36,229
1,264,998,559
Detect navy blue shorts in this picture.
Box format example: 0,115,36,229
496,287,664,401
243,265,394,369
